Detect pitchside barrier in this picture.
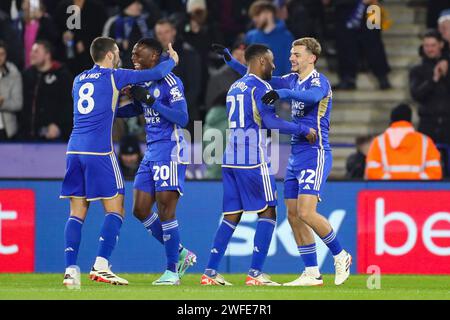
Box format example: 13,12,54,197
0,180,449,275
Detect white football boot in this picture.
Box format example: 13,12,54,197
334,250,352,285
89,266,129,285
283,271,323,286
63,265,81,290
201,273,233,286
245,273,281,286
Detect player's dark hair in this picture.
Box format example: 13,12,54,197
0,40,7,53
422,29,443,42
244,44,270,63
90,37,117,63
136,38,163,56
34,39,54,58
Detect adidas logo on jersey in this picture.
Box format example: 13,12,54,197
65,247,74,252
303,185,311,190
253,246,260,253
211,248,219,254
161,181,169,187
99,237,105,241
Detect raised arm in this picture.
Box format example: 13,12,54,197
113,58,176,89
129,85,189,127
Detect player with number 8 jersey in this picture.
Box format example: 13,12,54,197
59,37,178,289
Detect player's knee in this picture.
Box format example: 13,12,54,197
132,206,148,221
297,207,313,222
259,206,277,220
287,208,298,222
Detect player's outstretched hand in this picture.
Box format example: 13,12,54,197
211,43,232,62
261,90,280,105
306,128,317,144
130,86,155,106
167,42,179,65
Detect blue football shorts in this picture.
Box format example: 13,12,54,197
133,160,186,196
284,148,332,200
60,153,124,201
222,163,277,215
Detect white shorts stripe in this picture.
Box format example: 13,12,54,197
175,162,178,186
262,164,273,201
315,149,325,191
313,149,321,190
170,162,174,186
260,166,270,202
110,154,122,189
264,164,274,201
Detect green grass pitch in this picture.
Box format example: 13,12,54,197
0,274,449,300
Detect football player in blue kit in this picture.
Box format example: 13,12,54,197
60,37,179,289
201,44,317,286
215,37,352,286
116,38,195,285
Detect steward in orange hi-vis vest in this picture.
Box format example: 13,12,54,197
365,104,442,180
365,121,442,180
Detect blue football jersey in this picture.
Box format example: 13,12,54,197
67,60,175,154
223,73,275,168
278,70,332,152
139,73,188,163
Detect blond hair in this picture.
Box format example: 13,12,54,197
292,37,321,62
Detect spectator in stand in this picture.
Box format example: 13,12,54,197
427,0,450,29
54,0,107,76
0,3,24,70
207,0,254,47
118,135,143,180
20,40,72,141
0,41,23,140
365,104,442,180
155,18,201,130
245,0,294,76
438,9,450,48
205,41,245,110
183,0,221,114
284,0,326,40
327,0,391,90
103,0,158,69
21,0,58,69
345,135,373,179
410,29,450,176
203,92,228,179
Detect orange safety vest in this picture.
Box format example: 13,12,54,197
365,121,442,180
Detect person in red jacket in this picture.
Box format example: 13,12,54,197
365,104,442,180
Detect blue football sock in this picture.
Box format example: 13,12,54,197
162,219,180,273
142,212,164,245
321,229,343,256
205,219,237,272
64,216,84,268
97,212,123,260
298,243,318,268
250,217,276,273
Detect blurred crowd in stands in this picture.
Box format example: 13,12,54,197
0,0,449,179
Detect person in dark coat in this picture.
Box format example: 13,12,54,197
325,0,391,90
345,135,373,179
410,29,450,146
410,29,450,176
155,18,201,132
20,40,73,141
54,0,108,76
